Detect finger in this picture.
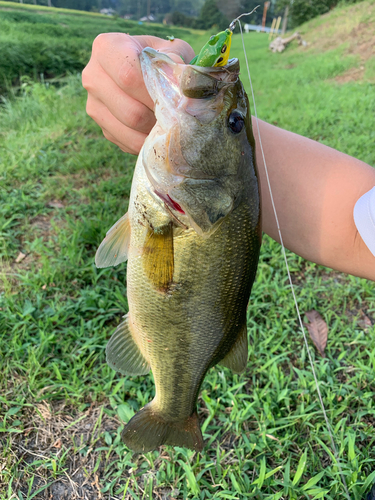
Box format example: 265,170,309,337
85,63,155,134
86,96,147,155
92,34,195,110
133,35,195,64
91,34,153,110
101,127,139,155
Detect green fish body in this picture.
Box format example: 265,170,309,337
96,49,261,453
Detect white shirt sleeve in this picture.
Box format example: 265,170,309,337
353,186,375,257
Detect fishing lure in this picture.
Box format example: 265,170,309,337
189,7,260,68
189,28,232,67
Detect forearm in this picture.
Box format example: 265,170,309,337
253,118,375,280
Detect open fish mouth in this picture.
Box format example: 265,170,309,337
140,47,246,236
140,47,240,124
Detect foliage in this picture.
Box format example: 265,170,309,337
216,0,242,23
0,0,205,18
193,0,229,30
0,3,190,93
276,0,338,28
161,0,230,30
170,10,196,27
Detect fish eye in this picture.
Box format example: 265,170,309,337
217,57,224,64
221,44,227,53
228,110,245,134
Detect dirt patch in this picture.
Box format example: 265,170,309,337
295,3,375,82
348,22,375,60
1,401,185,499
334,64,366,83
31,214,53,238
2,402,119,499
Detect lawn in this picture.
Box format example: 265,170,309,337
0,1,375,499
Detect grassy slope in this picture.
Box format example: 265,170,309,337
0,1,192,92
0,2,375,499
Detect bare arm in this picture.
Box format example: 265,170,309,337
255,119,375,280
82,33,375,281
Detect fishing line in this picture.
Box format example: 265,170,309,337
229,6,260,32
237,20,351,500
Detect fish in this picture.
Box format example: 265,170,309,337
95,48,261,453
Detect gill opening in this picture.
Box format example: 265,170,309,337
234,17,352,500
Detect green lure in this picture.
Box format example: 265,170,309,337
189,28,232,67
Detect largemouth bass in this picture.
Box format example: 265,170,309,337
95,48,261,453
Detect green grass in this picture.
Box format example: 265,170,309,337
0,1,192,92
1,2,375,499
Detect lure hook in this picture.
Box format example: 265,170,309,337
229,6,260,32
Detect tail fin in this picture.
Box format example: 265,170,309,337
121,403,203,453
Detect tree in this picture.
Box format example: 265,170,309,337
276,0,338,28
216,0,242,23
240,0,268,26
170,10,194,26
194,0,228,30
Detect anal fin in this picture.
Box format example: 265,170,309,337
106,314,150,376
219,324,248,374
143,222,174,292
95,212,131,268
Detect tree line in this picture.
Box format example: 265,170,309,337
3,0,364,28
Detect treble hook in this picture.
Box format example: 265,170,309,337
229,6,260,32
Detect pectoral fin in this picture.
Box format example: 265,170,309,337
143,223,174,292
106,314,150,376
219,325,248,374
95,212,131,268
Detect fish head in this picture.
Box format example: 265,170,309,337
140,48,256,237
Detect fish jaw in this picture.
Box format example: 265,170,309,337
140,48,184,130
140,48,252,237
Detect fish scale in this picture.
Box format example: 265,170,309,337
128,179,259,421
96,49,261,452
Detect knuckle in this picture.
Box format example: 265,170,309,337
118,59,138,90
126,105,146,130
85,97,98,121
92,33,109,53
102,129,114,142
81,65,92,90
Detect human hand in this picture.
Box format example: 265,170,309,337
82,34,195,155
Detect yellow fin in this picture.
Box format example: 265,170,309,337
95,212,130,268
219,325,248,374
143,223,174,291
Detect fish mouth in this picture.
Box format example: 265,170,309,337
140,47,240,107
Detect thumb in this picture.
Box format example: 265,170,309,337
159,38,195,65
